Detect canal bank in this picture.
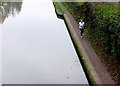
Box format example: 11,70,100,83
53,2,95,85
53,2,115,85
2,0,88,84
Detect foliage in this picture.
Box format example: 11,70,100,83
62,2,120,84
62,2,85,22
53,0,64,14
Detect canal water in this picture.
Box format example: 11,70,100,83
1,0,88,84
0,24,2,85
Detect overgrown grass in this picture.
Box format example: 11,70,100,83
62,2,83,22
95,3,119,16
53,0,64,14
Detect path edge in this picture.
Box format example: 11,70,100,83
53,2,97,85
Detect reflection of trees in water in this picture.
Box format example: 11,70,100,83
0,0,23,24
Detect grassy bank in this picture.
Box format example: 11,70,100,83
53,0,64,15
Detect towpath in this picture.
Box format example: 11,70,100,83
57,2,115,84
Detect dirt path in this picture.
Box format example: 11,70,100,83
57,2,115,84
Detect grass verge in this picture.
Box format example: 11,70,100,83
53,0,64,15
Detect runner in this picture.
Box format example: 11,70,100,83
79,19,85,38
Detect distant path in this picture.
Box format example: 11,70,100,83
57,2,115,84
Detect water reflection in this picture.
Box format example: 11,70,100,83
0,0,23,24
0,0,22,85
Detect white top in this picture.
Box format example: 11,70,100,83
79,22,85,29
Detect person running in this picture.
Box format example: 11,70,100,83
79,19,85,38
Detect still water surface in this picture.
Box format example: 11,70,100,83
1,0,88,84
0,24,2,85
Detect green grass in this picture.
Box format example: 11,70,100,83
53,0,64,14
95,3,119,16
62,2,119,21
62,2,84,22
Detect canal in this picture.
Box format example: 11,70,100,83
1,0,88,84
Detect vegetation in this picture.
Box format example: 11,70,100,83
53,0,64,14
62,2,120,84
62,2,84,22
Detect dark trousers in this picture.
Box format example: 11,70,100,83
80,29,84,36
